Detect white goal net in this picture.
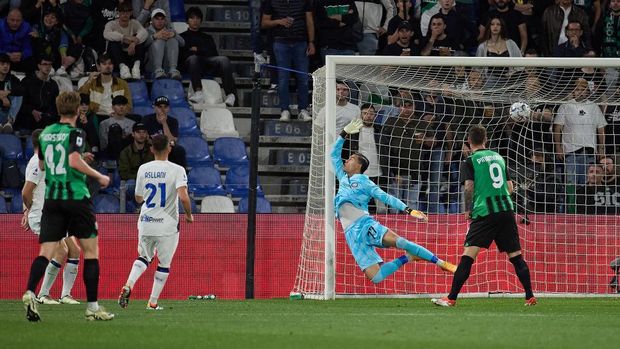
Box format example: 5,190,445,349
294,56,620,299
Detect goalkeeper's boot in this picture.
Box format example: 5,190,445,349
439,260,457,274
85,306,114,321
23,291,41,322
146,302,163,310
38,295,60,304
431,297,456,307
525,297,538,306
118,285,131,309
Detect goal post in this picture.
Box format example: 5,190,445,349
294,55,620,300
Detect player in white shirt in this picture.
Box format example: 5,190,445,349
118,134,193,310
21,129,82,305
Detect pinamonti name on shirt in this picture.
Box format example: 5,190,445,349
476,154,502,164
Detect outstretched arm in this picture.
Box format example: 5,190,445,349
331,119,364,182
369,184,427,221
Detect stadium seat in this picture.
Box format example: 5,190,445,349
0,134,23,160
93,194,120,213
151,79,189,107
0,196,7,213
132,105,155,116
238,196,272,213
202,79,224,105
225,164,263,197
213,137,248,166
200,108,239,140
171,107,200,136
9,192,23,214
176,136,212,166
99,167,120,195
200,195,235,213
128,81,150,106
178,198,198,214
187,166,227,197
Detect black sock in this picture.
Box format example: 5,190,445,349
27,256,49,292
83,259,100,302
510,255,534,299
448,255,474,300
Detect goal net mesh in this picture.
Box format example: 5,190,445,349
294,59,620,299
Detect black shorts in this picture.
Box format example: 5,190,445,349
39,198,98,243
465,211,521,253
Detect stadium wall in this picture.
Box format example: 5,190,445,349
0,214,617,299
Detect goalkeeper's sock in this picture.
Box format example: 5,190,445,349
371,256,408,284
126,257,149,289
448,255,475,300
149,267,170,304
38,258,61,298
396,237,439,264
509,255,534,299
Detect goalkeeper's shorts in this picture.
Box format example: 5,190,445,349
344,215,388,271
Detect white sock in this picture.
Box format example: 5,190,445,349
133,60,140,70
38,259,61,298
61,258,79,297
87,301,99,312
149,269,169,305
126,258,149,289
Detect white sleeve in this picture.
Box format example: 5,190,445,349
594,105,607,128
25,160,42,185
554,105,567,125
135,167,144,196
175,166,188,189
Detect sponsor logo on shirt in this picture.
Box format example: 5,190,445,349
141,215,164,223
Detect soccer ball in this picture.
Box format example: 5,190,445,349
509,102,531,122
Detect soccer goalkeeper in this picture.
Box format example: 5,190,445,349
332,119,456,284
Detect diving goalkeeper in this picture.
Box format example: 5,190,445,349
332,119,456,284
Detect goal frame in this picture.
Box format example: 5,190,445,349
320,55,620,300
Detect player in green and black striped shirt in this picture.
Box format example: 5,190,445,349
22,92,114,322
432,125,536,307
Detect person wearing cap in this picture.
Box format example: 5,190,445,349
0,8,35,74
103,1,148,80
142,95,187,168
145,8,184,80
386,0,422,47
181,7,236,106
0,53,24,134
99,95,136,158
132,0,171,26
382,21,420,56
119,122,154,181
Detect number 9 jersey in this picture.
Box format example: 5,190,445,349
460,149,514,220
135,160,188,236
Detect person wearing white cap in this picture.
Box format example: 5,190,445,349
145,8,184,80
132,0,171,26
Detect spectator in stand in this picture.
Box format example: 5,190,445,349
0,53,23,133
142,95,186,168
383,21,421,56
479,0,528,54
420,14,460,56
335,82,361,134
314,0,360,62
600,156,619,185
512,0,554,51
103,1,147,80
99,95,135,159
20,0,59,27
119,121,154,180
476,16,522,84
574,0,601,32
261,0,315,122
75,93,100,157
421,0,472,52
60,0,92,51
554,20,590,57
586,164,605,185
354,0,393,55
145,8,184,80
132,0,170,26
387,0,422,48
13,55,58,133
181,7,236,106
91,0,128,54
603,87,620,154
0,8,35,73
78,53,133,120
597,0,620,57
554,78,606,186
541,0,591,57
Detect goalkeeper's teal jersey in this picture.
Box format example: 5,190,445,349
460,149,514,219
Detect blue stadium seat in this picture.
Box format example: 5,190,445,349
213,137,248,166
238,196,272,213
176,136,212,166
133,105,154,117
10,192,23,214
151,79,189,107
171,107,200,136
178,198,198,214
98,167,120,195
128,81,150,106
225,165,263,197
93,194,120,213
188,166,227,197
24,137,34,159
0,134,23,160
169,0,186,22
0,197,7,213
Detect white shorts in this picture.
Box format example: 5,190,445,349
137,233,179,268
28,213,41,236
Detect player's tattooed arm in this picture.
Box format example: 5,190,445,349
463,180,474,219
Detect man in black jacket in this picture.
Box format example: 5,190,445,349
0,53,24,133
314,0,359,63
181,7,236,107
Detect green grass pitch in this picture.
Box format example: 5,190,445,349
1,298,619,349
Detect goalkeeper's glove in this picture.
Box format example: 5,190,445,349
404,207,428,222
340,119,364,138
